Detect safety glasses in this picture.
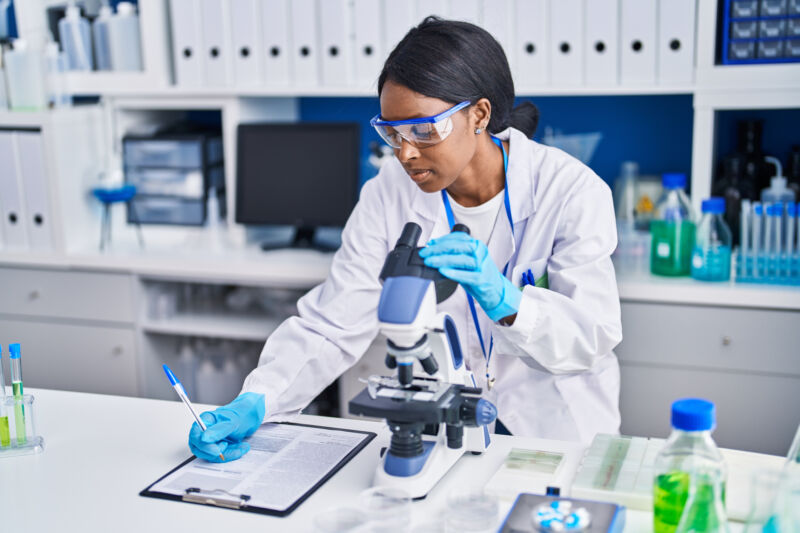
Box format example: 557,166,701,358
370,100,472,149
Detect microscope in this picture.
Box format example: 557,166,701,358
349,222,497,498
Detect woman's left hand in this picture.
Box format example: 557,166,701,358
420,232,521,322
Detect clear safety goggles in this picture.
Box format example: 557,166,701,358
370,100,472,149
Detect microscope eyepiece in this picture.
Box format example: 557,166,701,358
395,222,422,249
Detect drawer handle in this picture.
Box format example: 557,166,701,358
28,290,40,301
722,336,732,346
112,346,124,356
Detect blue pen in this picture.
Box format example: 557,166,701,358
163,364,225,461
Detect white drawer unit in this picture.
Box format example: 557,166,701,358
616,301,800,456
0,318,138,396
0,267,135,324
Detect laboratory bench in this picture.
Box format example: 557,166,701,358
0,388,779,533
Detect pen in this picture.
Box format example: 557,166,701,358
9,343,25,444
162,364,225,461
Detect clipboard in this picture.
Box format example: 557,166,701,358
140,422,376,517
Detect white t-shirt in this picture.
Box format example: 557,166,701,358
446,189,505,246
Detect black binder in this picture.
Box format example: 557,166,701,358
140,422,376,517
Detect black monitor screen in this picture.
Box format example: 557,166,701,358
235,123,359,227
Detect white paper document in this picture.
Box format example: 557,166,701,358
148,423,372,512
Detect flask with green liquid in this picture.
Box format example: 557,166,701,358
651,173,696,276
654,399,727,533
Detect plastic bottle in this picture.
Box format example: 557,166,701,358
650,173,696,276
206,186,223,251
691,198,732,282
44,38,70,107
92,2,112,71
653,399,728,533
4,40,48,111
761,157,797,205
176,340,197,400
614,161,639,223
108,2,143,71
59,3,94,71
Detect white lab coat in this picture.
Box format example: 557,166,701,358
242,127,622,443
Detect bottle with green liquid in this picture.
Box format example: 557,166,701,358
654,399,728,533
651,173,696,276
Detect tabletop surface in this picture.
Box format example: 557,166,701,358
1,389,752,532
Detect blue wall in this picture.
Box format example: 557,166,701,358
299,94,695,189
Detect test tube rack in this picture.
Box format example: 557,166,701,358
0,394,44,458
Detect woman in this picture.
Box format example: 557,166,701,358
189,17,622,462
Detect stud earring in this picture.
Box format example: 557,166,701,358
475,127,483,135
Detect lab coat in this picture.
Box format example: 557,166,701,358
242,127,622,443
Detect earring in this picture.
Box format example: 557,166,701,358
474,127,483,135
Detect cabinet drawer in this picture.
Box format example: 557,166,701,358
0,318,138,396
0,267,135,323
617,302,800,376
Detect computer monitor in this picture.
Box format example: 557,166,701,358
235,122,360,250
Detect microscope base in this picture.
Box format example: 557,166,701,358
374,439,467,499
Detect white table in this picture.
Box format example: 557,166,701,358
1,389,748,532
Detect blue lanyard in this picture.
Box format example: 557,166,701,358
440,136,514,380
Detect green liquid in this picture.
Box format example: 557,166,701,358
0,416,9,447
12,381,25,445
650,220,695,276
654,472,727,533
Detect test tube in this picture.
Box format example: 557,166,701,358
9,343,25,445
752,203,762,278
740,200,751,279
775,203,783,278
787,203,797,279
0,346,8,447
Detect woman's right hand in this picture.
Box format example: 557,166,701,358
188,392,265,462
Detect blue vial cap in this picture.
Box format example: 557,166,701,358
701,197,726,214
9,343,20,359
671,398,716,431
755,204,764,215
788,203,797,216
662,173,687,189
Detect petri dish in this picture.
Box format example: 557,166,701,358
359,486,413,532
313,506,368,533
445,488,499,532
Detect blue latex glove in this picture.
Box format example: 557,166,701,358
188,392,265,462
419,232,521,322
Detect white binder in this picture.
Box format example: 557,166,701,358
200,0,231,86
261,0,291,85
0,131,28,249
230,0,262,86
549,0,584,86
169,0,203,86
620,0,656,85
353,0,382,89
382,1,415,57
16,131,52,250
290,0,320,86
584,0,618,86
657,0,696,85
319,0,353,86
514,0,549,87
481,0,514,69
448,0,480,24
415,0,447,19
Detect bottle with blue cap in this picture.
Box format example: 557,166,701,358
691,198,733,282
653,398,728,533
651,173,696,276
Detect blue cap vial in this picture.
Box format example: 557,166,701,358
662,173,687,189
701,197,726,214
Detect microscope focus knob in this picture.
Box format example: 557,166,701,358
461,397,498,427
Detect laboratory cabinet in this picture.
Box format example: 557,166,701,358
0,266,139,396
616,300,800,456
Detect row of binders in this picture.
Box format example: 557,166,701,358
0,130,54,252
169,0,697,90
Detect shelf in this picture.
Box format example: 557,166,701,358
62,84,696,99
617,271,800,311
141,310,282,341
696,63,800,96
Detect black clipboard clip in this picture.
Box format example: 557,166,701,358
183,487,252,509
